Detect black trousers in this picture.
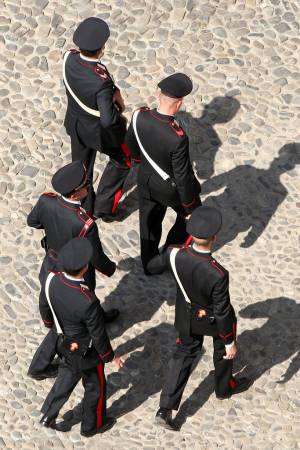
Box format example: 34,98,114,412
138,187,189,272
70,132,130,217
160,334,234,410
41,358,106,433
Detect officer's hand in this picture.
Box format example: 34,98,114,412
113,90,125,113
113,356,124,369
223,342,237,360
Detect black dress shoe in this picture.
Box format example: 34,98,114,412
216,377,253,400
103,308,120,323
155,408,174,430
104,261,116,277
54,420,73,432
39,414,57,428
28,364,59,380
81,417,116,437
93,213,116,223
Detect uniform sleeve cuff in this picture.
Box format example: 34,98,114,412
225,340,235,349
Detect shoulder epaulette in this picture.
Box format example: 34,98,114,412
210,258,225,276
170,119,185,137
137,106,150,112
77,208,94,237
95,63,109,80
42,192,57,197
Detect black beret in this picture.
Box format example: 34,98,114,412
58,237,93,272
51,161,86,195
186,206,222,238
158,73,193,98
73,17,110,51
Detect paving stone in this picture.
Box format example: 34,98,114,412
1,1,300,449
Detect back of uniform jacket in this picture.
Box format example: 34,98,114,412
63,51,122,150
40,273,114,368
126,108,201,212
147,246,236,344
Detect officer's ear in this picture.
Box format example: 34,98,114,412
156,89,162,103
69,191,81,201
175,98,183,113
98,46,105,58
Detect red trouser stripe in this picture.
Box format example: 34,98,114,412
120,143,131,168
184,235,193,246
229,378,236,389
112,189,123,214
96,363,105,428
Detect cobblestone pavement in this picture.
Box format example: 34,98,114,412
1,0,300,449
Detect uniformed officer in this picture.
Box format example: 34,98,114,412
125,73,201,274
39,238,124,437
63,17,131,217
147,206,252,429
27,161,118,380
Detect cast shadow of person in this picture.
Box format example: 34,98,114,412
177,96,240,179
173,296,300,430
101,255,176,340
201,143,300,251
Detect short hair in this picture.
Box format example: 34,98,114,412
80,48,100,57
65,267,86,277
193,236,214,247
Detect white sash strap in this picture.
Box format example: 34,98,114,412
169,248,191,304
63,51,101,118
45,272,63,334
132,110,170,181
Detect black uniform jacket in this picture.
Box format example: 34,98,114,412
147,245,236,345
125,108,201,214
27,193,112,275
64,50,124,150
40,272,114,365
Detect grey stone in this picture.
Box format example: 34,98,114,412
19,45,34,56
35,0,48,9
118,66,130,79
27,56,39,68
36,45,49,54
273,67,291,77
0,182,7,195
55,38,66,48
112,234,130,249
39,56,48,71
132,40,147,49
282,94,292,104
4,305,17,319
0,256,11,265
213,27,227,38
44,110,56,119
0,89,9,97
20,166,39,177
51,13,63,28
275,23,291,33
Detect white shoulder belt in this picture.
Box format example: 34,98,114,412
63,51,101,118
132,109,170,181
169,248,191,304
45,272,63,334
